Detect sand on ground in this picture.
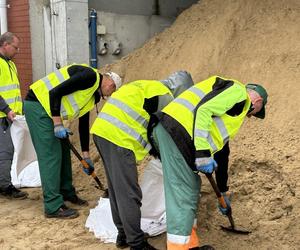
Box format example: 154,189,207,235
1,0,299,249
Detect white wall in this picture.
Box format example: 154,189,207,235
89,0,199,17
29,0,198,77
96,11,173,67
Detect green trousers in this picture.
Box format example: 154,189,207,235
24,101,76,214
153,123,201,236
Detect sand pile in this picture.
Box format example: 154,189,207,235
104,1,300,249
1,0,299,249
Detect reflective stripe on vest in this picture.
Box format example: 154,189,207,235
91,80,173,162
108,98,148,129
163,76,250,154
0,84,19,92
167,233,190,245
31,64,99,119
3,96,22,105
39,69,80,119
171,86,229,150
99,112,152,152
0,58,22,118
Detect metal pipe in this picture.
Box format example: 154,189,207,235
89,9,97,68
0,0,8,34
153,0,160,15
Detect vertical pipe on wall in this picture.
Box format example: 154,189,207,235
89,9,97,68
153,0,160,15
0,0,8,34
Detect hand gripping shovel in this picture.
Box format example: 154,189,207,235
64,138,105,191
205,174,251,235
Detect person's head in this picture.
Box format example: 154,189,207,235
246,83,268,118
100,72,122,97
0,32,20,60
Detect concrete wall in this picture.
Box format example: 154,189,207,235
29,0,48,82
50,0,89,69
89,0,199,17
28,0,198,78
96,11,173,67
29,0,89,80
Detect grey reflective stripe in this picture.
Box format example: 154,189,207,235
55,70,80,119
5,96,22,104
172,86,206,112
194,128,218,152
41,69,67,90
40,69,77,119
60,94,80,119
98,112,152,151
55,70,66,82
194,117,229,152
189,86,206,99
207,133,218,152
0,84,19,91
108,97,148,128
194,129,208,139
173,98,195,112
213,116,230,144
41,76,54,90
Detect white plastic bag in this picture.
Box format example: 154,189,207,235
85,158,166,241
10,115,41,187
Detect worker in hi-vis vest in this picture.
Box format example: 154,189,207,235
0,32,28,200
91,71,194,250
24,64,122,219
151,76,268,250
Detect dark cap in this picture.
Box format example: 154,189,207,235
246,83,268,119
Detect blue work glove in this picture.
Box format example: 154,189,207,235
195,157,218,174
54,124,72,139
218,192,231,215
81,157,95,175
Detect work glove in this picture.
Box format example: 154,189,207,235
81,157,95,175
54,124,72,139
195,157,217,174
218,192,232,215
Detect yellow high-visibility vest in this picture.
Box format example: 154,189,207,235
0,57,22,118
91,80,173,162
163,76,251,154
30,64,99,120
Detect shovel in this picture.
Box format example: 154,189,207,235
205,174,251,235
64,138,105,191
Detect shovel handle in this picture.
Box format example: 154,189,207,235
80,159,104,189
64,138,105,191
205,173,228,208
205,173,235,228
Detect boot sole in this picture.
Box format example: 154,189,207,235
45,212,79,219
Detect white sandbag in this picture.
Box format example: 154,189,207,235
10,115,41,187
85,158,166,242
11,156,41,188
140,158,165,220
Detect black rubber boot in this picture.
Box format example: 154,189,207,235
0,184,28,199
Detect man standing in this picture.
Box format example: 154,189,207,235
0,32,28,199
24,64,121,219
91,71,194,250
152,76,268,250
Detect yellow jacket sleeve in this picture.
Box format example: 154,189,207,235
194,83,247,156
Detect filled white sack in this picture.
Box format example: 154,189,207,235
10,115,41,187
85,158,166,242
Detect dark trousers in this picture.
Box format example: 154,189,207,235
24,101,76,214
93,135,144,247
0,118,14,189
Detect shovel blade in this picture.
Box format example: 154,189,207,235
220,225,251,235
